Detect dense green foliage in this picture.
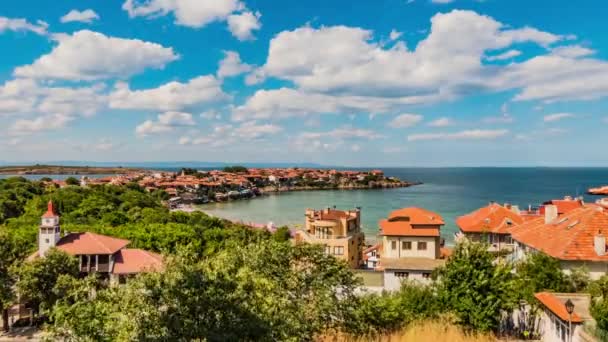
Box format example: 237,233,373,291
435,241,517,332
0,177,44,224
12,249,79,315
588,275,608,337
48,242,359,341
344,281,442,335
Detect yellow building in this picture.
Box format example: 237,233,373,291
295,207,364,268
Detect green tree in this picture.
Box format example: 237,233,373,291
436,240,517,332
590,275,608,338
516,252,570,300
64,177,80,186
12,248,79,316
272,226,292,242
344,281,441,336
203,241,360,341
49,274,119,341
0,230,25,332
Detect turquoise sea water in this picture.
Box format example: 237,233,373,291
199,168,608,243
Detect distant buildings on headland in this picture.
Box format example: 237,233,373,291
42,167,416,208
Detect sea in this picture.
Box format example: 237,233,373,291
3,168,608,244
198,168,608,244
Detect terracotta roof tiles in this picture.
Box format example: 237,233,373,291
56,232,130,255
456,203,524,234
534,292,583,323
512,206,608,261
112,249,164,274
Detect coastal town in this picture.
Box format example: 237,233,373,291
42,166,418,207
3,171,608,341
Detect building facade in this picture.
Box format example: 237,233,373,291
30,201,163,284
295,207,364,268
378,207,446,290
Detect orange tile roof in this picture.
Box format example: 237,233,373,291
42,200,57,218
456,203,524,234
379,219,440,237
56,232,130,255
534,292,582,323
511,206,608,261
388,207,445,225
543,199,584,215
112,249,164,274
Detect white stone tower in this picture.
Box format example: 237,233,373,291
39,200,61,256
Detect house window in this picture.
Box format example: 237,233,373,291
391,241,397,250
402,241,412,250
324,246,331,255
394,272,409,278
418,242,427,250
422,272,431,279
334,246,344,255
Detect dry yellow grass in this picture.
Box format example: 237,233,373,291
321,320,496,342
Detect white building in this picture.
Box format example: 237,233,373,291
378,207,446,290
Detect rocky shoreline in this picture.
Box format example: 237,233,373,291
588,185,608,196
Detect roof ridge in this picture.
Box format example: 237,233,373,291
87,232,112,254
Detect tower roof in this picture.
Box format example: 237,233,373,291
42,200,57,218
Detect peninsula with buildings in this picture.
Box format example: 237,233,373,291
44,166,419,206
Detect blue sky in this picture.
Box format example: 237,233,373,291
0,0,607,167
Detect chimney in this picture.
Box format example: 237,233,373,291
544,204,558,224
511,205,520,215
595,231,606,256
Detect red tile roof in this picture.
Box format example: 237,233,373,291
380,207,444,237
112,249,164,274
534,292,583,323
379,219,441,236
511,206,608,261
56,232,130,255
388,207,445,225
542,198,584,215
456,203,524,234
42,200,57,218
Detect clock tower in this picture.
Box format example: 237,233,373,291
39,200,61,256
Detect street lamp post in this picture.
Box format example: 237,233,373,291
565,299,575,342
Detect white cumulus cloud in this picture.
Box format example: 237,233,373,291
135,111,196,137
110,75,228,111
227,11,261,41
14,30,178,81
60,9,100,23
122,0,261,40
217,51,253,79
428,117,453,127
543,112,575,122
408,129,509,141
0,16,48,35
389,113,423,128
